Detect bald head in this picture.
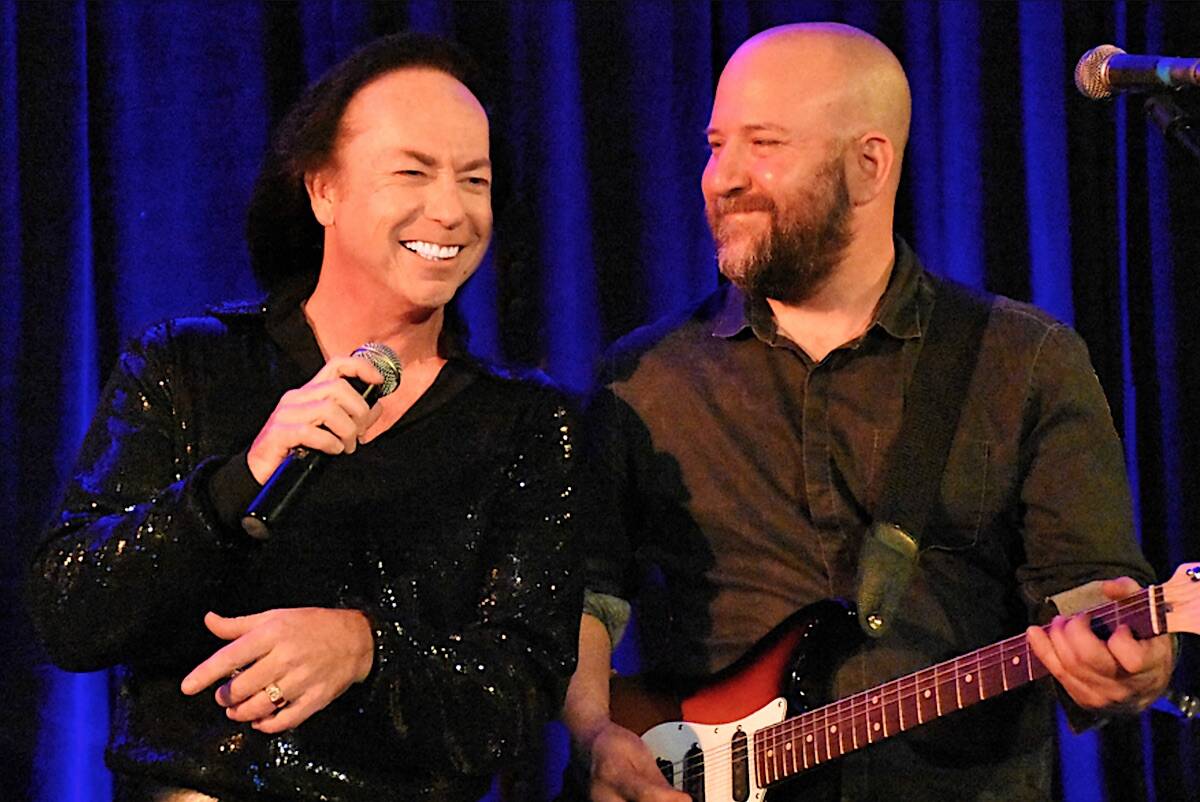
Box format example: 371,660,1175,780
716,23,911,173
702,23,911,300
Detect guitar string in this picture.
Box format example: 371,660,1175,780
657,589,1163,785
651,589,1165,784
655,591,1151,787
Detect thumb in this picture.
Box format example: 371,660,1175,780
1100,576,1142,601
203,610,271,639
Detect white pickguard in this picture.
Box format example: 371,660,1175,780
641,698,788,802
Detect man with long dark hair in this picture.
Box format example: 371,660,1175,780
30,33,580,801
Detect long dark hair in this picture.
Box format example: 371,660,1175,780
245,32,488,294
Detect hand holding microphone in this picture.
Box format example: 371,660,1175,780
242,343,402,539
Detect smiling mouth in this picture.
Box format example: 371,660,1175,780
401,240,463,261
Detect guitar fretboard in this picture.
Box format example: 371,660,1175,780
753,585,1166,787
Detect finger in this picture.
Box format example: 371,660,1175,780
588,787,624,802
227,680,291,723
1038,618,1126,708
204,610,276,640
324,377,376,424
1030,624,1103,708
606,763,676,800
1058,613,1119,677
252,688,319,734
1028,623,1078,691
272,420,348,457
181,629,274,696
303,397,361,451
1106,625,1147,674
1106,625,1170,677
318,355,385,389
1101,576,1142,601
215,653,283,708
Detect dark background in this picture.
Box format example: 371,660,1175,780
2,1,1198,800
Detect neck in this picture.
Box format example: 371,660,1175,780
766,233,895,363
304,270,444,366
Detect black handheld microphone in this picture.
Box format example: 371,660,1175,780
1075,45,1200,99
241,342,402,540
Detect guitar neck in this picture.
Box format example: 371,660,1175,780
754,583,1170,788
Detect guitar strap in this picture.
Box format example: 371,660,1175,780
855,273,994,638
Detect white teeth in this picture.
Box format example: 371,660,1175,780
401,240,462,260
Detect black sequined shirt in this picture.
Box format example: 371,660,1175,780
28,287,582,802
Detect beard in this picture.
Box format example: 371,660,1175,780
706,154,852,304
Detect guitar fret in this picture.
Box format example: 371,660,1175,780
866,694,877,745
1154,585,1168,634
871,692,882,741
850,696,861,751
899,675,920,731
840,701,849,758
754,730,763,788
821,704,832,762
937,666,957,716
916,668,937,724
630,574,1187,797
771,723,781,783
883,681,900,736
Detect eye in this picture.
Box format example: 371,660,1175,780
395,169,427,178
752,138,781,148
461,174,491,192
707,139,723,152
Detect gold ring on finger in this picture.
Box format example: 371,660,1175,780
264,682,287,708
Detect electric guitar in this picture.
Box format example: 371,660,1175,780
610,563,1200,802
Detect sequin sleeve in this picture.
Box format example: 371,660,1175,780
28,323,253,672
360,390,583,775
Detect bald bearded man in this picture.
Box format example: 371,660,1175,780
563,23,1174,802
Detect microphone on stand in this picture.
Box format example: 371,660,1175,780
241,342,402,540
1075,45,1200,100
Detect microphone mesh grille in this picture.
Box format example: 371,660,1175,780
1075,44,1124,100
352,342,402,396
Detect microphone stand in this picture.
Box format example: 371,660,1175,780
1144,93,1200,165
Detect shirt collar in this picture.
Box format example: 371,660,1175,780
261,272,469,370
710,235,926,343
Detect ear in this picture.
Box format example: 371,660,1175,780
845,132,895,206
305,168,338,227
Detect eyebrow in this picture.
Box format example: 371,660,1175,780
396,149,491,172
703,123,789,137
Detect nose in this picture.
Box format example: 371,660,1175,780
702,141,749,199
424,173,467,229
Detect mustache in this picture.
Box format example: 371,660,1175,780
708,193,778,219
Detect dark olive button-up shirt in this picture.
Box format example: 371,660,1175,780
584,237,1152,800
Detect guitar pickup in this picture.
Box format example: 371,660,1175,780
683,742,705,800
731,727,750,801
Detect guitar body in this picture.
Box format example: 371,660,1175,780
611,599,862,801
607,564,1200,802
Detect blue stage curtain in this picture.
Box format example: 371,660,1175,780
3,2,1197,800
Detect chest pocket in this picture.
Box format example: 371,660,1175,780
920,437,991,551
